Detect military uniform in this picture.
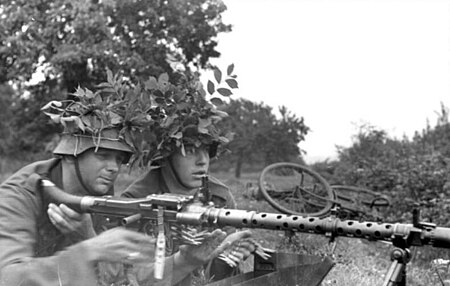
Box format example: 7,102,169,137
0,158,175,286
121,165,238,285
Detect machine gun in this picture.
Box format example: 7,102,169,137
41,179,450,286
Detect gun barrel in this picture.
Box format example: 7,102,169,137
177,207,450,249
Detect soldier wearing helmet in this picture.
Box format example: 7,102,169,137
120,72,257,285
52,128,133,196
0,78,246,286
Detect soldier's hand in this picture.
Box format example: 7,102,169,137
82,227,156,264
178,229,253,266
48,203,96,240
218,236,273,267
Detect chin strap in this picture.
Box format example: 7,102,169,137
74,157,97,196
167,159,192,190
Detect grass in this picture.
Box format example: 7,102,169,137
212,170,450,286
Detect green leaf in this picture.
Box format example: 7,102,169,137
212,109,229,117
144,77,158,90
210,97,224,106
155,97,165,104
97,82,113,88
43,112,61,123
171,131,183,139
73,117,85,132
72,86,85,98
106,69,114,84
94,93,102,104
198,118,211,128
173,90,186,103
177,102,189,110
217,88,232,97
162,114,177,127
84,88,95,99
218,136,230,143
227,64,234,76
199,87,206,97
225,79,238,89
198,127,209,134
153,89,164,97
207,80,215,95
158,73,169,86
41,100,62,111
110,112,122,125
213,68,222,84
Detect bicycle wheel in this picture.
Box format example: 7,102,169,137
258,162,334,217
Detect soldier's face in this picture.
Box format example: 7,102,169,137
77,148,127,195
170,145,210,189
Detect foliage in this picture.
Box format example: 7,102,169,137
0,0,231,155
4,80,63,156
41,67,235,167
136,65,236,166
312,113,450,227
217,98,309,177
41,69,157,156
0,0,230,86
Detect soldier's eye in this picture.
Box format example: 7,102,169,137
185,147,196,155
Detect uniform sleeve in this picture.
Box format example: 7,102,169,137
0,182,98,286
121,171,158,198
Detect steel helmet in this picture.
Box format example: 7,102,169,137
42,70,156,166
53,128,134,161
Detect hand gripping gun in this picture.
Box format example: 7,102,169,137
41,179,450,286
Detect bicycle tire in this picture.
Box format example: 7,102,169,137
258,162,335,217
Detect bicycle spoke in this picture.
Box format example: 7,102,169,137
259,163,334,217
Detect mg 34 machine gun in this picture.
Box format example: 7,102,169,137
41,177,450,286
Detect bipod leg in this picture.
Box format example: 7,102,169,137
381,248,411,286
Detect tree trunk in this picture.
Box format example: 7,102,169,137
235,151,244,178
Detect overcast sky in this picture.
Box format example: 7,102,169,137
206,0,450,163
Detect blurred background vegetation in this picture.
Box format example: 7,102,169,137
2,1,450,284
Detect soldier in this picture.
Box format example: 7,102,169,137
120,72,260,285
0,83,248,286
122,143,254,285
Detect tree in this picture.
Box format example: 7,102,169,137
0,0,231,154
0,84,14,154
218,98,309,178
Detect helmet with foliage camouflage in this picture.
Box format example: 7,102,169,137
52,129,133,157
41,70,155,164
42,66,237,168
134,66,238,167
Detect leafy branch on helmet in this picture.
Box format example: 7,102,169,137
42,66,238,168
137,65,238,167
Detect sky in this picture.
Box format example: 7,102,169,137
206,0,450,163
